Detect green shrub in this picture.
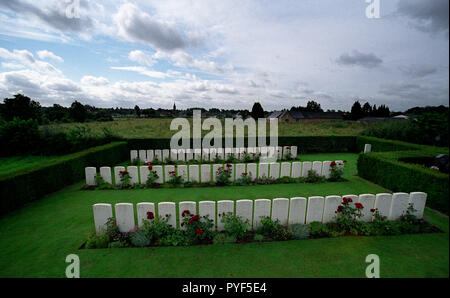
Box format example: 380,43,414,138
309,222,331,238
0,141,128,216
0,118,40,156
213,233,236,245
289,224,310,240
86,233,110,249
253,233,264,242
130,229,151,247
180,210,214,244
257,216,291,240
220,213,249,240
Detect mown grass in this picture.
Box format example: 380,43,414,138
0,153,447,278
40,118,370,139
0,155,63,176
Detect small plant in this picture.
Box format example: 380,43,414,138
131,158,141,166
309,222,331,238
234,172,252,186
220,212,249,241
257,216,291,240
328,160,346,181
333,196,363,233
130,228,151,247
282,147,293,160
216,164,232,186
289,223,310,240
306,170,325,183
213,233,237,245
181,210,214,244
158,230,189,246
119,170,131,188
145,163,160,187
167,170,184,187
253,233,264,242
86,233,109,249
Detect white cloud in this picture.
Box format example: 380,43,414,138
37,50,63,62
81,75,110,86
110,66,170,79
128,50,155,67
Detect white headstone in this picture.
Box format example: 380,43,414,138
301,161,312,177
247,147,254,154
179,201,196,229
280,162,291,177
358,194,376,222
291,146,298,159
199,201,216,228
138,150,147,162
130,150,138,162
269,162,280,179
212,164,222,182
258,163,269,178
93,203,112,235
202,148,210,161
235,163,246,180
115,203,135,233
158,202,176,227
390,192,410,220
224,148,232,159
177,149,185,161
342,194,358,209
291,162,301,178
136,202,155,227
114,166,125,185
271,198,289,225
127,166,139,184
139,166,150,185
100,166,112,184
321,161,332,179
201,164,211,183
282,146,289,159
85,167,96,185
178,165,188,181
276,146,283,159
153,166,163,184
189,165,199,182
165,165,175,183
217,148,224,160
154,150,162,162
247,163,257,181
253,199,271,229
209,148,217,161
364,144,372,153
306,196,325,224
236,200,253,230
162,149,170,161
374,193,392,218
260,147,268,158
288,197,307,225
217,200,234,231
146,150,154,162
170,149,177,161
408,192,427,219
186,149,193,161
323,195,341,223
194,149,202,161
267,147,277,159
312,161,322,176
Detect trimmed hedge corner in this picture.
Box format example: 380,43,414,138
0,142,128,216
357,151,449,215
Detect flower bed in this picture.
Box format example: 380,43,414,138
85,196,440,249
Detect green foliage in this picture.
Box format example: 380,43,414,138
333,196,363,232
158,230,189,246
257,216,292,240
306,170,325,183
146,167,160,187
215,165,232,186
250,102,265,119
0,141,128,216
86,233,110,249
213,233,237,245
0,118,40,156
0,94,42,122
328,161,345,181
181,211,215,244
253,233,264,242
130,229,151,247
289,224,310,240
234,172,252,186
220,213,249,240
167,170,184,187
309,222,331,238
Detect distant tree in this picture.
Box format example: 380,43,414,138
0,94,42,122
362,102,372,116
134,105,141,118
350,101,364,120
377,104,390,117
46,104,69,122
306,100,323,112
251,102,265,119
69,101,87,122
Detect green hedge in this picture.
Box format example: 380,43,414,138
127,136,357,153
0,142,128,216
357,151,449,214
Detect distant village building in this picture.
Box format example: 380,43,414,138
267,109,344,122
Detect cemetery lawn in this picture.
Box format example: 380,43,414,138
0,153,448,278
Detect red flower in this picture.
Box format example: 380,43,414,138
224,169,229,173
226,163,232,168
343,160,347,163
189,215,200,223
286,146,290,150
146,211,154,219
337,205,343,213
181,222,184,227
330,161,336,167
181,210,191,217
370,208,376,213
148,165,153,170
355,203,364,209
196,228,204,235
242,172,248,176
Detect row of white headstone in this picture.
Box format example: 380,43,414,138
85,160,344,185
93,192,427,235
130,146,298,162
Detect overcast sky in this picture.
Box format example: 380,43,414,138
0,0,448,111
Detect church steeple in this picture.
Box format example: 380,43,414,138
173,102,176,111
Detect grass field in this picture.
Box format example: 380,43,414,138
40,118,370,139
0,155,64,176
0,153,448,278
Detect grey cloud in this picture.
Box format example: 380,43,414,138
336,50,383,68
379,82,449,107
0,0,93,34
399,64,438,78
396,0,449,36
115,3,187,51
